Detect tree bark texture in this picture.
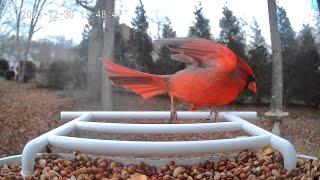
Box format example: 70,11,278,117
267,0,284,113
101,0,115,110
87,0,104,101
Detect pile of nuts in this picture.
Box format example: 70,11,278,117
1,150,319,180
0,164,22,180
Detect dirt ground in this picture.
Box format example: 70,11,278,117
0,79,319,158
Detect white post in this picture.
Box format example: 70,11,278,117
20,114,93,177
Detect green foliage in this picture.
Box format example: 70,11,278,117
114,16,133,68
276,7,320,106
82,23,91,40
299,24,316,46
218,7,247,59
276,6,297,103
18,61,37,82
45,59,87,89
247,19,271,104
277,6,296,51
154,17,185,75
129,1,154,73
288,24,320,104
249,19,266,48
4,70,14,80
188,2,212,39
46,61,73,89
131,1,148,33
276,6,320,105
78,23,91,58
162,17,176,38
0,59,9,71
0,59,10,78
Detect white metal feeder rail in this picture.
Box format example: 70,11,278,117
21,111,297,178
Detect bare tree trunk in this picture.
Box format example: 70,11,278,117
101,0,115,110
21,32,33,82
20,0,46,82
87,0,104,101
268,0,283,113
266,0,288,135
317,0,320,13
15,0,24,81
16,26,21,81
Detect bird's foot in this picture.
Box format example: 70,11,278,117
169,110,177,123
168,94,177,123
209,108,219,122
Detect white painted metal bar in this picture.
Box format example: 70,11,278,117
3,154,313,170
75,121,243,134
223,113,297,170
48,135,271,155
20,111,298,179
61,111,258,121
21,114,93,178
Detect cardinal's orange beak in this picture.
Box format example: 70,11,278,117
248,82,257,93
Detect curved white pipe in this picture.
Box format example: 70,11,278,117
75,121,243,134
223,113,297,171
20,111,298,179
48,135,271,155
21,114,93,178
61,111,258,121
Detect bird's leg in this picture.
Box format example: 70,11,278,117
209,107,215,116
209,107,219,122
188,104,198,111
169,95,177,123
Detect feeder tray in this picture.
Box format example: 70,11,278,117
1,111,298,178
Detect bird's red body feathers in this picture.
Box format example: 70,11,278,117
102,38,256,111
168,67,242,106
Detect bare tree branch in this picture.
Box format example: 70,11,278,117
31,0,46,31
75,0,94,12
15,0,24,65
20,0,48,82
0,0,9,17
139,0,143,7
0,0,13,39
33,26,43,33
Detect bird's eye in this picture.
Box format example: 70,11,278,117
247,75,255,83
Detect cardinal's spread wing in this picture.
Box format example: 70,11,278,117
154,38,237,71
170,54,199,67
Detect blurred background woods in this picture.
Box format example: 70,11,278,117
0,0,320,108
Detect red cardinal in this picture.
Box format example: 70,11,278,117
101,38,256,122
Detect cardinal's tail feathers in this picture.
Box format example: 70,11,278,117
101,58,168,99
